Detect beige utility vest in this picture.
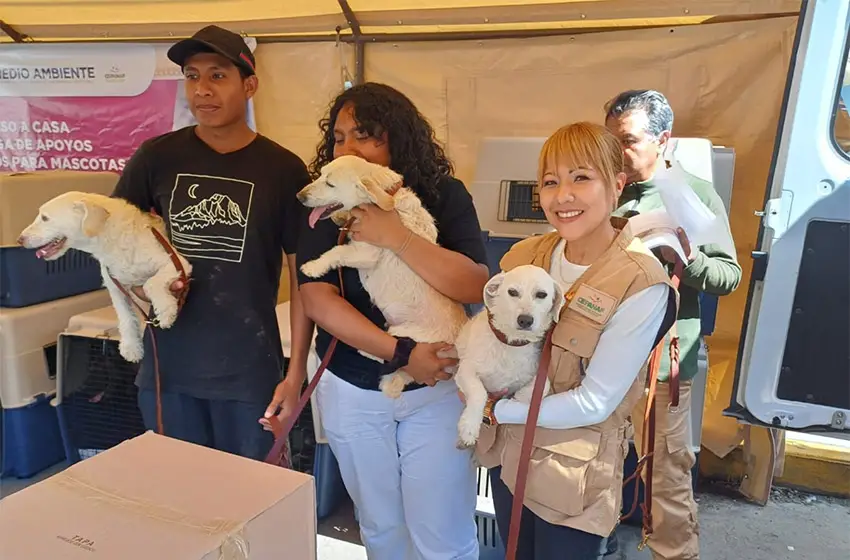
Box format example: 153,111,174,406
475,218,677,537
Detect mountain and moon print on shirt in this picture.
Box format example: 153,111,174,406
168,173,254,263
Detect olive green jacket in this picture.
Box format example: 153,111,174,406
613,170,742,382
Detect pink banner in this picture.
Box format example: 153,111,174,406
0,79,178,174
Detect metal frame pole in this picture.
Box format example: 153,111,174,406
0,20,31,42
337,0,365,85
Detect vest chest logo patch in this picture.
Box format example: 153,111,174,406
568,285,617,324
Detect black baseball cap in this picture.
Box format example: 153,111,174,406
167,25,256,76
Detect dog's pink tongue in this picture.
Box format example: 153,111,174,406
308,206,331,229
35,247,46,259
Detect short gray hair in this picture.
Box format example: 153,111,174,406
604,89,674,139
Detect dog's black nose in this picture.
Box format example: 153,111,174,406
517,314,534,329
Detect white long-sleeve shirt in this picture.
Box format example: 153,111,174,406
494,240,669,430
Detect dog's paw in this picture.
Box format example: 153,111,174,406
379,374,407,399
456,416,481,449
300,259,328,279
358,349,384,363
154,301,179,329
119,339,144,363
456,436,476,450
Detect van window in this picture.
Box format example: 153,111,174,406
833,38,850,154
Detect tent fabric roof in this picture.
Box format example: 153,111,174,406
1,0,802,43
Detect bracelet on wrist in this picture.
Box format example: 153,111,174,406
394,230,414,256
381,336,417,376
482,398,498,426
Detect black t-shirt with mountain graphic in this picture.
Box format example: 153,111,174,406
112,126,310,404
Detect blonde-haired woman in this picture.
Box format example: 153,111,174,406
470,122,678,558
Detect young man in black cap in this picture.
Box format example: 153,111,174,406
112,25,314,461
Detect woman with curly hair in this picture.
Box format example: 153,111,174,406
283,82,487,559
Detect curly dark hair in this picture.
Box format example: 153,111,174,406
309,82,453,207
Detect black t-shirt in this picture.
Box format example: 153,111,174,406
112,126,310,403
296,176,488,391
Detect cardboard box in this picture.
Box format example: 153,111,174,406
0,432,317,559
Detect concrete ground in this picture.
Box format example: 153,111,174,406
3,464,848,559
315,482,850,560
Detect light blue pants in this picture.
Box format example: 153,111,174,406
316,370,479,560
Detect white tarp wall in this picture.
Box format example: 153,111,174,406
0,1,804,488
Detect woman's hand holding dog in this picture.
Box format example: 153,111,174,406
406,342,459,387
349,204,411,252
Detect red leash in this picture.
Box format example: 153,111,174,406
109,227,191,436
619,259,683,548
504,329,554,560
264,218,353,468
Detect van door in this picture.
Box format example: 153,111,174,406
727,0,850,436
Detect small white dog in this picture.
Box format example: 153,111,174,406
454,264,565,448
18,191,192,363
298,155,469,398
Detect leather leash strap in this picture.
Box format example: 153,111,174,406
620,258,684,548
504,329,554,560
108,227,190,437
264,217,354,466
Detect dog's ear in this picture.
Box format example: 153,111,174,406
74,199,110,237
357,166,401,212
483,272,505,310
550,277,566,322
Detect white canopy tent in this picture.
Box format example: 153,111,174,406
0,0,810,499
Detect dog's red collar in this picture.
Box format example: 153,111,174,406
487,312,534,347
387,180,403,197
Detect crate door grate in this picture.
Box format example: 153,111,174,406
475,466,503,551
45,249,97,276
499,180,548,224
59,336,146,460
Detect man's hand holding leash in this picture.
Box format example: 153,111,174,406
261,372,305,433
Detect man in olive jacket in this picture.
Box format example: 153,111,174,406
604,89,742,560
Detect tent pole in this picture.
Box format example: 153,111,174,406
337,0,365,84
0,20,31,42
6,12,796,45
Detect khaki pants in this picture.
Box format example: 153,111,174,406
632,380,700,560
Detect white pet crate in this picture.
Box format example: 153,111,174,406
0,290,111,409
0,289,111,477
467,137,554,239
53,305,147,463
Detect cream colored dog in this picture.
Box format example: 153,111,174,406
17,191,192,363
454,264,565,448
298,155,469,398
